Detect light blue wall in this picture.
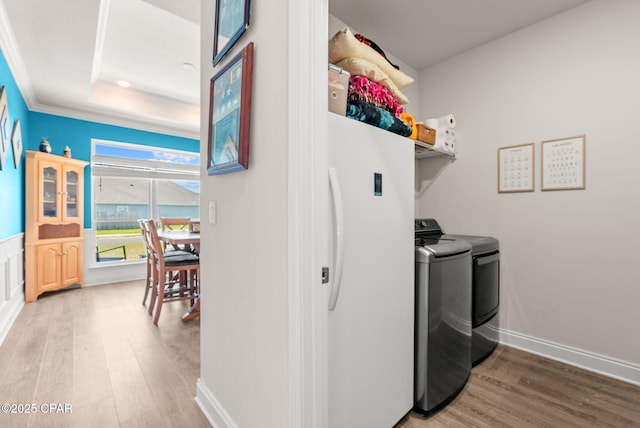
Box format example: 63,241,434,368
27,113,199,161
0,49,199,238
0,49,29,240
29,113,199,228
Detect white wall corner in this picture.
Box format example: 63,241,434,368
288,0,329,427
195,378,239,428
500,329,640,387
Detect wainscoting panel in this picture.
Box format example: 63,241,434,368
0,233,25,346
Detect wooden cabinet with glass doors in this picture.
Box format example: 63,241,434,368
25,151,88,302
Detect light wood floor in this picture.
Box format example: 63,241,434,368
0,280,210,428
2,281,639,427
396,345,640,428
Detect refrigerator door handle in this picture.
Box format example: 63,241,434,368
328,167,345,311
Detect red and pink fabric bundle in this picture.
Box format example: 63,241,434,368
329,27,416,136
348,75,405,118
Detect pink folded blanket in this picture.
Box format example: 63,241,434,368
348,75,405,118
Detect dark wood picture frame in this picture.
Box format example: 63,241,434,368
213,0,251,66
207,42,253,176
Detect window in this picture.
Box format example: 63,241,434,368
92,140,200,264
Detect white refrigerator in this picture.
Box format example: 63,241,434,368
327,113,414,428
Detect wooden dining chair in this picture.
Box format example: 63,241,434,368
139,219,194,309
138,219,154,306
159,217,192,251
160,216,190,230
143,219,200,325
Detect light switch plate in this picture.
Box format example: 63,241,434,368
209,200,217,224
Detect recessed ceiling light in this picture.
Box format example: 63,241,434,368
182,62,195,71
117,80,131,88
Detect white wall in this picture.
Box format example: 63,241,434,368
416,0,640,378
197,0,291,427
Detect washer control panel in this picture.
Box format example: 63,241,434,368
415,218,442,234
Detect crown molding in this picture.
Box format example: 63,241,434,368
0,0,37,107
91,0,111,83
0,0,198,141
30,102,200,140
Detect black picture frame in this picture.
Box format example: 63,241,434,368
213,0,251,66
207,42,253,175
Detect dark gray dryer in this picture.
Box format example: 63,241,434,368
441,233,500,365
416,218,501,366
414,219,472,415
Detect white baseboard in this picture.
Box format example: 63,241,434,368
195,378,239,428
500,328,640,387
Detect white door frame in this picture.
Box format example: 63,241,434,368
288,0,329,426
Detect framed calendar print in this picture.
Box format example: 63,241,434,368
541,135,585,191
498,143,535,193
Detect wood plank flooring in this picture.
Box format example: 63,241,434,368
1,280,639,427
396,345,640,428
0,280,210,428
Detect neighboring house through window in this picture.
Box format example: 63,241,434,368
92,139,200,263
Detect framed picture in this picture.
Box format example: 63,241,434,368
213,0,251,66
541,135,586,191
207,42,254,175
0,86,9,171
498,143,535,193
11,119,23,167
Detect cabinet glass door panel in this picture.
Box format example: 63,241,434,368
66,170,79,218
42,166,58,218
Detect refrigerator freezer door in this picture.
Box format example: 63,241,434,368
328,113,414,428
